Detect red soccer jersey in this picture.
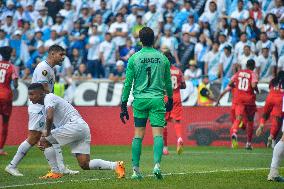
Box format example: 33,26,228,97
0,61,18,102
170,65,184,101
231,69,258,105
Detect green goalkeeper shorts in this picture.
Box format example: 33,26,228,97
132,98,166,127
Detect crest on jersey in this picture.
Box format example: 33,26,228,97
42,70,48,76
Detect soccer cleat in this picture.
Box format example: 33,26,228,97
115,161,125,179
39,171,63,179
131,171,143,180
5,166,23,176
153,167,163,180
245,143,253,150
0,151,8,155
239,120,243,128
267,136,273,148
231,135,238,149
177,138,184,155
163,147,169,155
62,168,79,175
268,175,284,182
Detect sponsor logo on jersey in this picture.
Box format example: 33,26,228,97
42,70,48,76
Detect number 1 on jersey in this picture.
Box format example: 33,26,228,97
146,67,151,87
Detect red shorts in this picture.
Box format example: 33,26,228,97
263,94,283,117
0,101,12,117
166,101,182,121
235,104,257,118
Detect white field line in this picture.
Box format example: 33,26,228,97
174,151,272,156
0,167,271,189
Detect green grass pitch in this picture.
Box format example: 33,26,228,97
0,146,283,189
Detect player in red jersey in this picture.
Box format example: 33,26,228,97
228,59,258,150
256,71,284,148
162,50,186,155
0,46,18,155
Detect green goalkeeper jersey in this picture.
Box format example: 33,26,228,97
122,47,173,102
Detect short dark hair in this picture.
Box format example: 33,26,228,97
0,46,13,61
139,27,154,47
246,59,255,70
28,83,44,91
48,45,65,53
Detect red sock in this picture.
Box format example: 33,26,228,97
230,119,241,137
163,127,168,147
0,122,8,149
174,122,182,139
270,118,282,140
246,122,254,143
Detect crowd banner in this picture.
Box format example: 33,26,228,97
13,80,269,106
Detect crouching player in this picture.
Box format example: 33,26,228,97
163,50,186,155
256,71,284,148
29,83,125,179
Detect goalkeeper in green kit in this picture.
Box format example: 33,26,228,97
120,27,173,180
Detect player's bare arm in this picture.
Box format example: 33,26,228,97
215,87,231,106
45,107,54,136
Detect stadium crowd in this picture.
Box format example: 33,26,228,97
0,0,283,89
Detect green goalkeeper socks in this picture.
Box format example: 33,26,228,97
132,137,142,167
153,135,164,164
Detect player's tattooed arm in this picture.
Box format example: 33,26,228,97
45,107,54,136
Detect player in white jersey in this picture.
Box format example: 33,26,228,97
28,83,125,179
267,75,284,182
5,45,78,178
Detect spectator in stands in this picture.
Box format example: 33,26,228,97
58,0,75,30
143,3,163,36
72,63,92,81
184,60,202,87
132,15,145,39
181,14,200,44
92,14,109,40
78,4,92,32
109,0,128,16
28,30,44,54
262,13,279,41
86,25,103,78
126,4,139,30
235,32,256,60
14,3,25,22
44,30,67,51
199,17,212,39
249,1,263,28
244,17,260,43
37,6,53,28
256,32,276,56
23,3,38,24
52,13,68,39
270,0,284,21
278,55,284,71
94,0,112,24
109,60,125,82
70,48,83,71
274,27,284,59
21,21,34,52
45,0,63,23
10,48,22,77
237,45,256,70
204,41,221,82
227,18,241,46
99,32,118,78
256,47,276,82
34,18,51,41
218,33,232,52
178,32,195,70
174,1,198,29
69,20,86,51
163,0,177,21
199,1,219,33
204,0,226,15
109,13,128,47
215,17,229,39
219,45,237,90
195,33,211,74
197,75,215,106
2,15,16,37
0,29,8,47
164,13,177,35
230,0,249,29
120,38,135,66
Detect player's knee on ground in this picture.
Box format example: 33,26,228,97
27,131,42,145
76,154,90,170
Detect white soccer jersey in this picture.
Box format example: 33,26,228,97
278,55,284,71
274,37,284,58
44,93,81,128
256,55,276,81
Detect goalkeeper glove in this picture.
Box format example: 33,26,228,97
120,101,129,124
165,98,173,112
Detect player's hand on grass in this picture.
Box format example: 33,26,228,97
120,101,129,124
256,126,264,137
165,98,173,112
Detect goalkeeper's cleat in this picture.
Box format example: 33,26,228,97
163,147,169,155
239,120,243,128
268,175,284,182
115,161,125,179
153,167,163,180
177,138,184,155
231,135,238,149
131,171,143,180
39,171,63,179
62,167,79,175
267,136,273,148
245,143,253,150
5,166,23,176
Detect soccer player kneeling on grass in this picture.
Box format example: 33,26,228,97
120,27,173,180
28,83,125,179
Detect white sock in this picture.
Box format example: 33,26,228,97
52,144,65,172
270,140,284,177
154,163,160,169
9,140,32,168
44,147,60,173
89,159,117,170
